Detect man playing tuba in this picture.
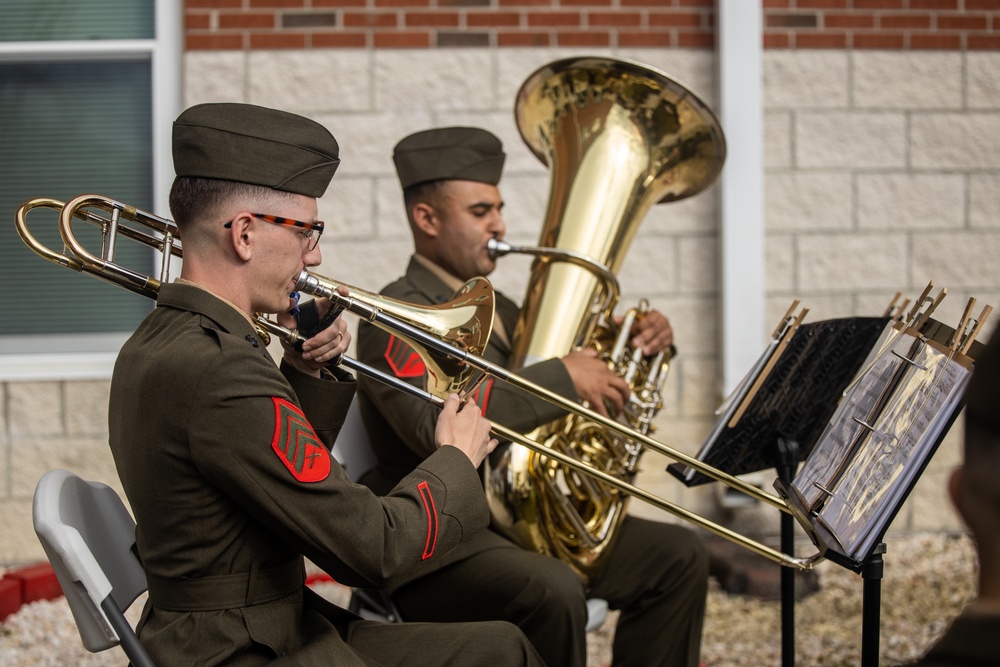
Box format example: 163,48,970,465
355,126,709,667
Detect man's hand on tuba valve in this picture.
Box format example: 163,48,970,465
614,308,674,357
560,348,630,418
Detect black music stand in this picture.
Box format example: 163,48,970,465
777,322,976,573
670,311,984,667
776,437,799,667
669,315,890,667
777,315,978,665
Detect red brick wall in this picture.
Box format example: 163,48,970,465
765,0,1000,49
184,0,1000,50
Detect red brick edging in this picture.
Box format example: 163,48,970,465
0,563,63,621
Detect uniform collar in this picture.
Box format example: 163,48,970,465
158,281,262,343
412,254,467,297
404,255,454,305
172,278,257,327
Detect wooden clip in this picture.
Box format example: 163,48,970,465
913,287,947,332
905,281,935,325
729,306,809,429
772,300,801,339
960,304,994,356
949,298,976,351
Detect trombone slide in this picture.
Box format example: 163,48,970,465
16,192,821,571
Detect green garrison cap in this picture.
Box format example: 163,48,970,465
393,127,505,190
966,327,1000,432
172,103,340,198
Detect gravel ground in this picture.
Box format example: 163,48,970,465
0,532,976,667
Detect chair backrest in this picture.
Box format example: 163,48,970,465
32,469,151,662
332,397,378,483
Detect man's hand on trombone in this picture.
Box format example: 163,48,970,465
435,393,498,468
279,287,352,377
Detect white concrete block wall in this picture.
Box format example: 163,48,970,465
1,380,121,564
5,47,998,565
763,49,1000,535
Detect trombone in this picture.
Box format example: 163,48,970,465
16,193,823,571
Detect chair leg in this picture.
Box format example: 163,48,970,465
348,588,404,623
100,596,156,667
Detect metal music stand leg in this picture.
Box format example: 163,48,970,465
776,438,800,667
861,543,887,667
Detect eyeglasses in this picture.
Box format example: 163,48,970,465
224,213,325,250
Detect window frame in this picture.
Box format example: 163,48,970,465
0,1,181,381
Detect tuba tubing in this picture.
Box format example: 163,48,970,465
15,193,822,571
487,238,620,316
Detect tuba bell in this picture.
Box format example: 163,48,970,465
484,57,726,583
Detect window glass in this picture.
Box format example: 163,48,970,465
0,60,153,336
0,0,154,42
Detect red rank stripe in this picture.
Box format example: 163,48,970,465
271,397,331,483
469,378,494,413
417,481,438,560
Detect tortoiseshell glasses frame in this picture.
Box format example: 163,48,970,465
224,213,325,250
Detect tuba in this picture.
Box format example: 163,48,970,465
484,57,727,583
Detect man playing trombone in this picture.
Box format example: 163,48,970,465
356,126,709,667
106,104,543,666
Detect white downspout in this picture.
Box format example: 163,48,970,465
717,0,766,396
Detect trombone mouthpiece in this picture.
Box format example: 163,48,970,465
294,270,330,299
487,238,512,259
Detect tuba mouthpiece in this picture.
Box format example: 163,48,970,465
487,238,512,259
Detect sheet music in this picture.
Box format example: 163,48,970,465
788,326,972,564
790,322,899,508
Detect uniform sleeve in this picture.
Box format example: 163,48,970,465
356,317,580,462
356,318,443,460
187,346,489,590
280,359,356,448
478,357,577,431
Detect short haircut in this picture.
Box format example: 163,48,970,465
169,177,296,231
402,180,449,224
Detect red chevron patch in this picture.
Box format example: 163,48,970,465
417,481,438,560
385,335,426,378
271,397,330,483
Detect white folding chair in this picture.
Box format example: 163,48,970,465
332,396,379,484
332,397,405,622
332,398,609,631
32,469,155,667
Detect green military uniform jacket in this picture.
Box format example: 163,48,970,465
908,609,1000,666
108,282,490,666
356,257,577,581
